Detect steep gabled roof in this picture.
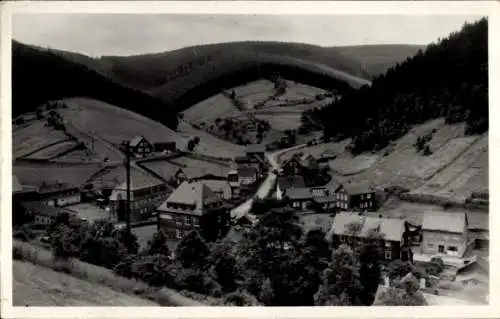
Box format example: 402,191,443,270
129,136,149,147
277,176,306,190
157,181,221,216
422,211,467,234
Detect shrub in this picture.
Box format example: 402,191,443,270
426,257,444,276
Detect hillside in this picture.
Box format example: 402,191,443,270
315,18,487,155
14,260,158,306
12,41,178,130
334,44,427,78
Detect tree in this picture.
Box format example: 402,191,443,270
314,245,363,306
209,242,239,293
376,277,426,306
175,230,210,269
146,229,171,256
359,230,385,305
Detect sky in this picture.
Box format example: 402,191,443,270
12,14,483,57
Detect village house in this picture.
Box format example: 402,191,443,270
276,176,306,193
335,182,375,211
22,202,77,225
227,170,241,200
421,211,469,258
237,167,259,186
124,136,154,158
286,187,314,210
157,180,230,242
109,170,169,222
245,144,266,159
234,155,264,174
327,212,406,261
16,180,81,208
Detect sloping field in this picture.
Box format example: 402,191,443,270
177,121,245,158
14,162,103,188
60,97,187,149
24,140,79,160
13,260,158,306
13,121,69,159
286,118,487,201
232,79,276,104
413,135,488,201
169,156,232,178
254,113,302,131
277,81,326,100
182,93,235,124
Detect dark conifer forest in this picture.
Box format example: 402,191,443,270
12,41,179,130
318,18,488,155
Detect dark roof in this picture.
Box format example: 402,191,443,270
14,163,101,189
285,187,313,200
277,176,306,190
245,144,266,154
422,211,467,233
237,167,258,178
234,156,251,163
342,182,373,195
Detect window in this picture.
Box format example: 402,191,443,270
448,246,458,252
367,193,372,199
186,215,193,225
438,245,445,253
385,242,391,248
385,251,392,260
176,229,183,239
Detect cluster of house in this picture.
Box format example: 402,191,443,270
276,175,375,213
324,210,471,264
228,144,268,199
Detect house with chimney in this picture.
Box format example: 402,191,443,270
327,212,406,261
157,180,230,242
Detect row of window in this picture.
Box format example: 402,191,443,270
427,243,458,253
162,213,200,226
359,201,373,209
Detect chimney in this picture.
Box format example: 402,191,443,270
383,275,390,288
420,277,426,289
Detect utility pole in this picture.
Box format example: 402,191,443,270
124,140,132,234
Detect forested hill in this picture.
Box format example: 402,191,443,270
11,41,179,130
318,18,488,155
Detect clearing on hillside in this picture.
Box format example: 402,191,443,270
182,93,235,124
289,118,488,201
24,140,80,160
13,121,70,159
13,260,158,306
231,79,276,106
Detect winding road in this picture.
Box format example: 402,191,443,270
230,143,307,220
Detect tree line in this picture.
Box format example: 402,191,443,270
313,18,488,155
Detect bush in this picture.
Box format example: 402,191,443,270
426,257,444,276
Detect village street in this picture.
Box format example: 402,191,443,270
230,143,308,219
